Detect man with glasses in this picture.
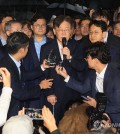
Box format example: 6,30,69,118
40,15,82,124
23,15,52,109
0,14,13,46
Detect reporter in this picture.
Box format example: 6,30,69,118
0,68,12,127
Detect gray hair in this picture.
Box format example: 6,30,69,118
4,20,22,32
2,115,33,134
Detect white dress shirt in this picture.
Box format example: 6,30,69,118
57,41,63,61
96,65,108,93
0,87,12,126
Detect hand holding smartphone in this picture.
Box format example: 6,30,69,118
25,108,43,120
81,96,90,101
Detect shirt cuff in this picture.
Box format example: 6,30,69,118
41,65,46,71
64,75,70,83
2,87,12,94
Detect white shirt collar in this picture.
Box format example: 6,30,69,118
9,54,21,69
57,40,63,60
96,64,108,79
104,31,108,43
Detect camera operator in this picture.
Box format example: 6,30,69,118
56,42,120,124
0,67,12,127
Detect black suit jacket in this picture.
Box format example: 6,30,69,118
66,63,120,123
73,33,120,72
23,37,52,108
0,55,43,118
40,39,82,124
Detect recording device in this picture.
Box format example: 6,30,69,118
62,37,67,60
86,93,108,130
81,95,90,101
46,49,56,66
25,108,43,120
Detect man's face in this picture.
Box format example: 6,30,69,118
7,23,22,36
1,16,13,32
74,19,81,36
113,23,120,37
80,20,90,36
22,24,32,38
89,24,105,43
32,19,46,37
54,21,72,43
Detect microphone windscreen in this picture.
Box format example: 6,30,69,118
62,37,67,47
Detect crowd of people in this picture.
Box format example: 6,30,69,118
0,7,120,134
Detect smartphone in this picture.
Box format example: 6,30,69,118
81,96,90,101
25,108,43,120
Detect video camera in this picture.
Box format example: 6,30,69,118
86,93,108,130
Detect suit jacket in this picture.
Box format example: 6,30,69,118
23,37,52,108
66,63,120,123
72,33,120,72
0,55,43,118
40,39,82,124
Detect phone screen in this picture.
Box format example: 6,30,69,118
25,108,43,120
81,96,90,101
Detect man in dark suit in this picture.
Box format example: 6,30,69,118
56,42,120,123
40,15,82,124
0,32,53,118
71,20,120,73
23,15,52,109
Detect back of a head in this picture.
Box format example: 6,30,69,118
2,115,33,134
7,32,29,55
58,103,89,134
86,42,111,64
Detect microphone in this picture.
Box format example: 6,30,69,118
62,37,67,60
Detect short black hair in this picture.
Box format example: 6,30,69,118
53,15,74,29
79,17,91,26
0,13,14,23
86,42,111,64
31,14,47,25
89,20,107,32
7,32,29,54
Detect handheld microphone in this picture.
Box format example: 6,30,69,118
62,37,67,60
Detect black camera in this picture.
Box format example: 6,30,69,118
46,49,56,66
87,93,108,130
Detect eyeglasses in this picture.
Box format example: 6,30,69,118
89,31,99,35
56,28,71,33
33,24,46,28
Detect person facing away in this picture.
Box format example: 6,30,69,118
0,32,53,119
56,41,120,123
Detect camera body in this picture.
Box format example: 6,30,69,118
47,49,56,66
87,93,108,130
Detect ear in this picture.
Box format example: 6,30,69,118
19,47,24,54
107,20,110,26
53,28,56,35
6,31,10,36
31,25,33,31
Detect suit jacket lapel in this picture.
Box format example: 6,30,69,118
103,64,113,94
29,38,40,67
53,39,62,62
91,71,97,98
8,55,20,80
